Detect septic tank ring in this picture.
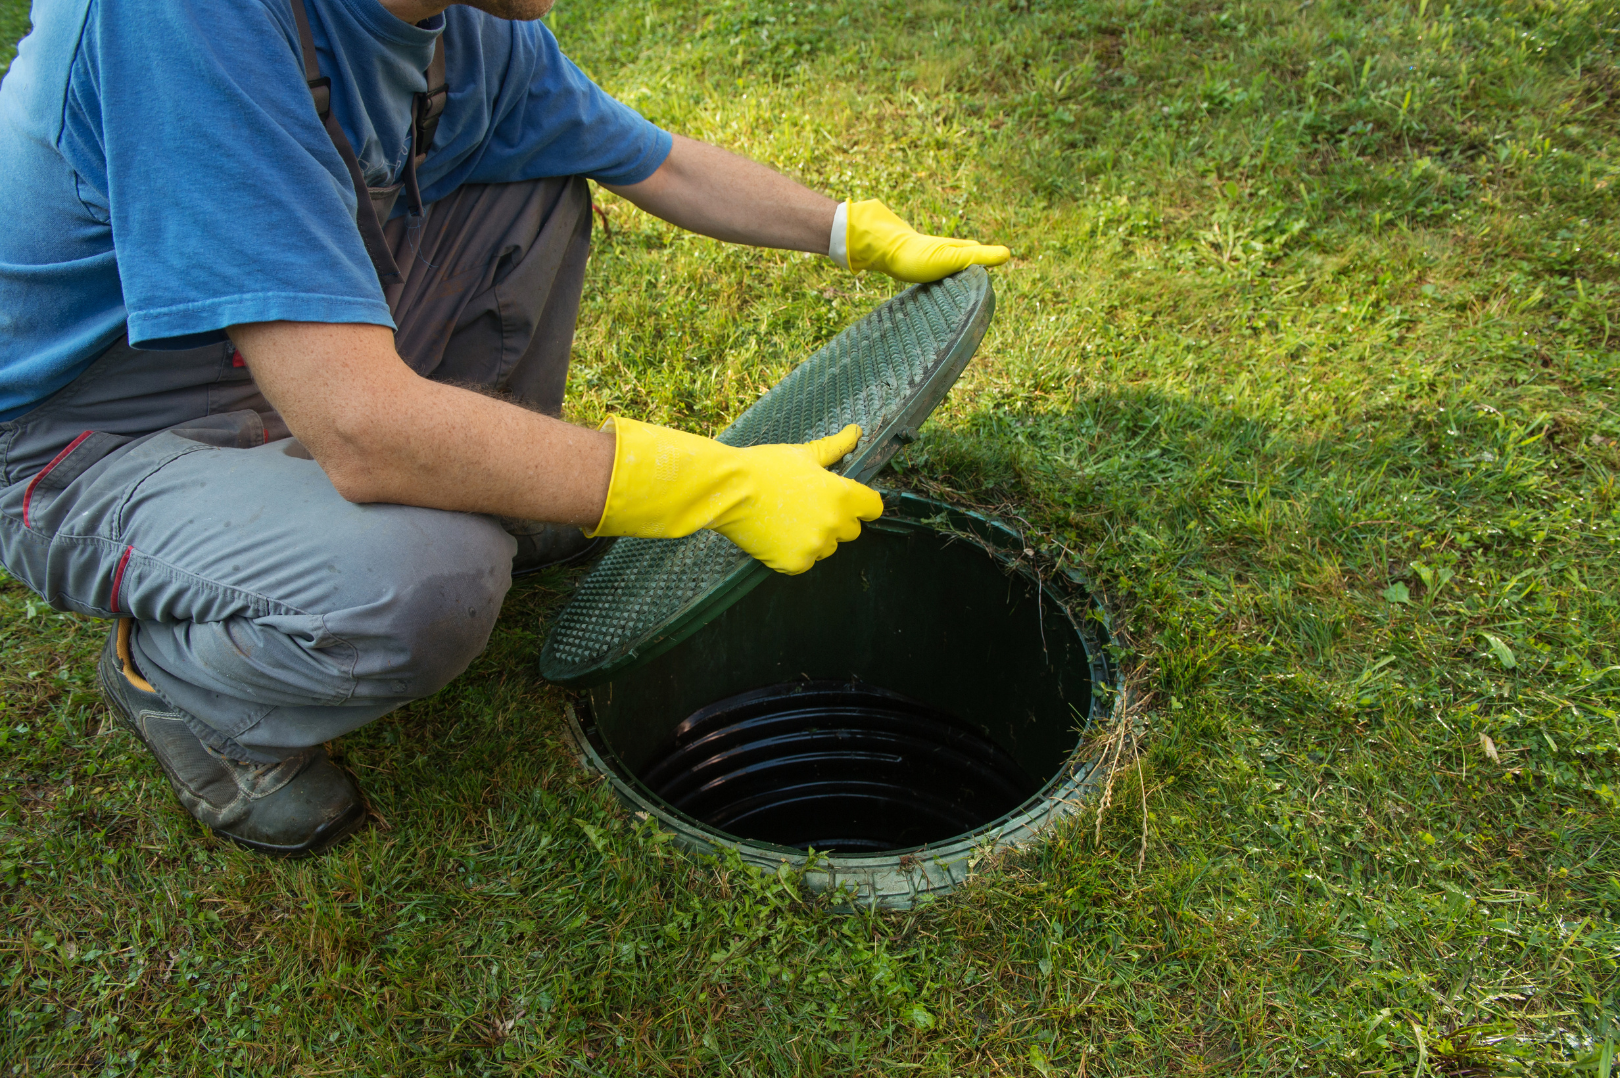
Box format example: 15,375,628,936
540,267,1127,906
560,492,1125,909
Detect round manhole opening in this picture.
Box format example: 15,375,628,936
564,492,1121,907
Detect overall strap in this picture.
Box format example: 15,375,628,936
288,0,445,286
404,38,448,216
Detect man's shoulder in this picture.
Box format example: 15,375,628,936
1,0,292,122
81,0,297,66
3,0,291,146
75,0,290,33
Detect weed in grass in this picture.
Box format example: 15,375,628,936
4,0,1620,1074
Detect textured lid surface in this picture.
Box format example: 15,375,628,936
540,265,995,687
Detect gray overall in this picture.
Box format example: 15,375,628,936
0,10,593,763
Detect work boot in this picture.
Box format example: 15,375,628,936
504,518,611,576
98,620,367,857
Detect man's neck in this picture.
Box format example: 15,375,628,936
379,0,557,25
378,0,451,26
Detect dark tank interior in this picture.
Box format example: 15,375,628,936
580,498,1100,853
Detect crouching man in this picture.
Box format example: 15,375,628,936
0,0,1009,854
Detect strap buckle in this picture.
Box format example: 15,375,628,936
412,82,448,163
306,75,332,121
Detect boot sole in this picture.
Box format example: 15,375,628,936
221,796,369,858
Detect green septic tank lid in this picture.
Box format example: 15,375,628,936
539,265,996,688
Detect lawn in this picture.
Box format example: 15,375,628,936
3,0,1619,1074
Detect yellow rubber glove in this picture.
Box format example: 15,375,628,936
586,418,884,575
844,199,1012,283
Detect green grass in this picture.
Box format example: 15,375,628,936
5,0,1620,1073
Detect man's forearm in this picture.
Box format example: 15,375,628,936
602,133,836,254
230,321,614,525
229,320,881,576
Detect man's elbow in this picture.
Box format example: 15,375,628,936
309,441,387,503
302,418,397,505
324,462,390,505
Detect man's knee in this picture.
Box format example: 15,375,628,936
333,512,516,700
364,564,510,698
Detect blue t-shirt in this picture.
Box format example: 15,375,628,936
0,0,671,419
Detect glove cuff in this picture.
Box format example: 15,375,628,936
828,200,850,270
582,417,625,538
